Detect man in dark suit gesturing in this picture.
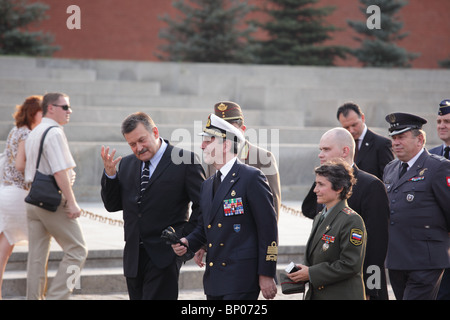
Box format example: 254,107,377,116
100,112,205,300
172,114,278,300
337,102,394,180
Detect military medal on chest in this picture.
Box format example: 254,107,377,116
321,234,335,251
223,197,244,216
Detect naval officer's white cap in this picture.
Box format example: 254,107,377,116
199,113,245,144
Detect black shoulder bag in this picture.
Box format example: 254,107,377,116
25,126,62,212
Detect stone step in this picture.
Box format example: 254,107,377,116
60,142,319,202
198,73,450,98
3,267,127,297
0,56,37,68
0,122,335,144
3,246,305,297
0,92,239,109
5,250,124,272
3,264,301,297
0,105,305,128
3,249,126,297
0,64,96,82
32,57,450,89
0,78,161,96
0,127,442,204
0,140,317,202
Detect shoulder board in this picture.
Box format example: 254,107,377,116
386,158,398,166
342,207,357,215
385,159,400,171
429,154,447,162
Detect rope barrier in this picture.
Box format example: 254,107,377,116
80,209,123,227
280,203,303,216
80,203,303,228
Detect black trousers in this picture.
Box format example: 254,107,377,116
438,268,450,300
389,269,444,300
126,245,182,300
207,291,260,300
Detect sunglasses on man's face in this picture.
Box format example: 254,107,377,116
52,104,71,111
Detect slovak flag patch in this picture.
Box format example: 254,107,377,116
447,177,450,187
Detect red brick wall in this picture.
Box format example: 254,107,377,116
28,0,450,68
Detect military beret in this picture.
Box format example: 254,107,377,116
199,113,245,143
214,101,244,122
438,99,450,116
385,112,427,136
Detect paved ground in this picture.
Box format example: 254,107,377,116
67,287,304,300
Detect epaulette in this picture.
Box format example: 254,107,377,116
429,153,447,162
342,207,357,215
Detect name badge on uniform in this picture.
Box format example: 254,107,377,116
223,197,244,216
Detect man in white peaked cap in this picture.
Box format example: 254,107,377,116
172,113,279,300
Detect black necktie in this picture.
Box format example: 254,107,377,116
399,162,408,178
444,146,450,159
213,171,222,196
354,139,360,160
140,161,150,194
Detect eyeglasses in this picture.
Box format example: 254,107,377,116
52,104,71,111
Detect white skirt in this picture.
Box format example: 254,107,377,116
0,185,29,245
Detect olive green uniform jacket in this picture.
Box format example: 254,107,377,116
304,200,367,300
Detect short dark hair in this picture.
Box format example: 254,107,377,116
42,92,69,115
121,112,156,135
315,159,356,200
337,102,363,120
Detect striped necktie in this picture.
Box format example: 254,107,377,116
140,161,150,194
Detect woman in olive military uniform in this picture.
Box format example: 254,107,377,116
289,159,367,300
